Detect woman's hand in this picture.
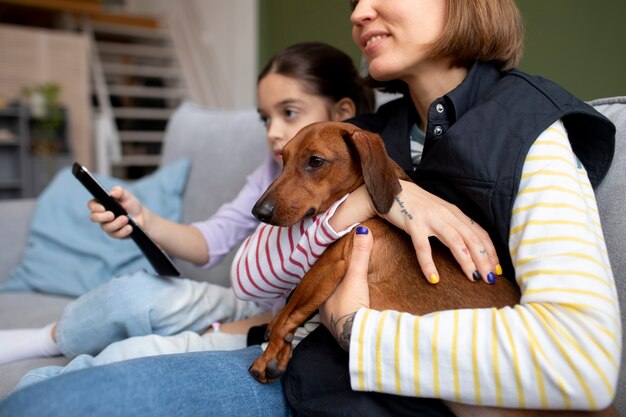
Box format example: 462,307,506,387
382,180,500,284
320,226,373,350
88,186,149,239
327,185,377,232
328,181,500,284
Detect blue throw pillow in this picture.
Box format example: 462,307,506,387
0,159,190,297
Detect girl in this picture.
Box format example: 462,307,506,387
0,41,374,380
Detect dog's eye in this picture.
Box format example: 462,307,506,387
307,156,325,169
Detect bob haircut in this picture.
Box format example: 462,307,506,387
432,0,524,70
370,0,524,93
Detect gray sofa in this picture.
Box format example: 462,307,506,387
0,97,625,414
0,102,268,396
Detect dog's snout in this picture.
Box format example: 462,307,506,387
252,200,275,223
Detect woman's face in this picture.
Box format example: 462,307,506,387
350,0,447,82
257,73,334,165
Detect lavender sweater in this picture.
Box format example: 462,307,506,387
192,153,280,269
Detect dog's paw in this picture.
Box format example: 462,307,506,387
249,356,287,383
248,365,275,383
248,342,293,383
265,359,284,380
248,365,263,381
248,359,285,383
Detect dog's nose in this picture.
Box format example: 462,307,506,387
252,200,275,223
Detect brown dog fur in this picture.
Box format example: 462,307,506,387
248,121,617,417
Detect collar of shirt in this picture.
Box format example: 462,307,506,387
349,61,504,173
415,61,502,169
424,61,501,142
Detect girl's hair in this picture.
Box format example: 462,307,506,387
258,42,375,115
369,0,524,94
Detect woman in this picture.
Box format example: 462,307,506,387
234,0,619,408
0,1,617,416
275,0,618,414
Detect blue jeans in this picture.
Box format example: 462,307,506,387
0,347,295,417
17,270,264,390
56,270,262,358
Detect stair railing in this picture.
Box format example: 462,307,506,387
166,0,232,108
81,16,121,176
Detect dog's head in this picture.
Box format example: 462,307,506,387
252,121,404,227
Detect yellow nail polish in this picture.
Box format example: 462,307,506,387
429,274,439,284
495,264,503,276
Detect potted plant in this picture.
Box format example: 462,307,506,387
21,82,65,155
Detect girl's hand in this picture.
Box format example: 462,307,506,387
88,186,148,239
203,312,273,336
320,226,372,351
381,180,500,284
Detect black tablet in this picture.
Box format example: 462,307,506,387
72,162,181,277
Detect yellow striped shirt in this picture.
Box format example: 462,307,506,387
349,121,621,409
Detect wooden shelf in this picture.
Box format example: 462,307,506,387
0,105,29,199
0,104,69,199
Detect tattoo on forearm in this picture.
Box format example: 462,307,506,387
330,311,357,351
395,197,414,220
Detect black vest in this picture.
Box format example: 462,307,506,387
352,63,615,278
283,63,616,416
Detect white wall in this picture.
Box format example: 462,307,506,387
124,0,258,109
190,0,257,108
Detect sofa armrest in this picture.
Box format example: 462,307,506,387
0,198,35,283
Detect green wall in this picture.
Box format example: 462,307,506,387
517,0,626,100
259,0,626,101
258,0,360,71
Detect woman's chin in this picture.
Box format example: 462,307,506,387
366,62,395,82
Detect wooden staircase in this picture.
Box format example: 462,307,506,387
85,18,188,179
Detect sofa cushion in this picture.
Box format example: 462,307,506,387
159,102,267,284
0,159,190,297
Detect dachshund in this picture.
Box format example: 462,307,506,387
248,121,617,417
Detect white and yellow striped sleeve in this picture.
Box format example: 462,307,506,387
348,120,621,410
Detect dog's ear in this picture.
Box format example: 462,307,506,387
345,129,402,214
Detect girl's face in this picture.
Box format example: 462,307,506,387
257,73,335,165
350,0,447,83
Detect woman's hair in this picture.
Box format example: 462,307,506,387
369,0,524,94
258,42,375,115
432,0,524,70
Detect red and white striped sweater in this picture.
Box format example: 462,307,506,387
231,195,354,313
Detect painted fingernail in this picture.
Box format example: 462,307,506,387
472,270,481,282
429,273,439,284
487,272,496,284
356,226,369,235
495,264,503,276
